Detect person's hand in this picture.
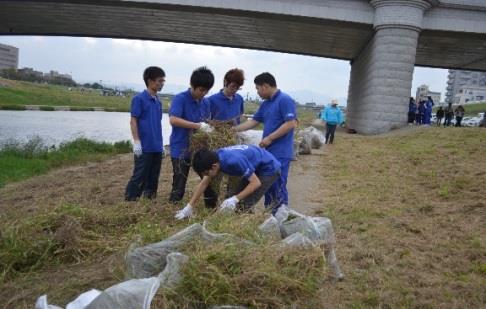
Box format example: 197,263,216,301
199,122,214,133
133,141,142,157
175,204,193,220
218,196,239,213
259,136,273,148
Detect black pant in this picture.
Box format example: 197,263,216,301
125,152,162,201
408,112,415,123
227,172,280,212
325,124,337,144
444,116,452,127
436,117,443,126
455,116,463,127
169,157,218,208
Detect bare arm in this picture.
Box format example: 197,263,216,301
188,176,211,206
170,116,201,130
130,117,140,141
260,119,298,147
234,173,261,201
233,119,259,132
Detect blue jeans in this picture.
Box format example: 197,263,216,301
125,152,162,201
265,157,291,214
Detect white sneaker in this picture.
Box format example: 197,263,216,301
274,204,290,224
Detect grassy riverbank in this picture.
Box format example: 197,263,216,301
0,77,162,112
0,127,484,307
0,137,131,188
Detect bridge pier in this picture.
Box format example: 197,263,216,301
346,0,432,134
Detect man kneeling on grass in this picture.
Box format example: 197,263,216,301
174,145,283,220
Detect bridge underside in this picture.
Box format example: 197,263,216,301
1,1,485,71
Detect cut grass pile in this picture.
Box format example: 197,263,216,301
0,137,131,187
0,126,484,307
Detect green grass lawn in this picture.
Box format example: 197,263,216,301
0,137,131,188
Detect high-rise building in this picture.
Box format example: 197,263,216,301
445,69,486,104
0,43,19,70
415,84,441,105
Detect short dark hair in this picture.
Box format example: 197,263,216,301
254,72,276,87
143,66,165,87
224,68,245,87
190,66,214,90
192,149,220,175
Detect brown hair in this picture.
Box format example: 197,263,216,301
224,68,245,87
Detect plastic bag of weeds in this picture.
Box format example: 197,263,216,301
85,277,160,309
281,232,314,247
280,212,335,245
258,216,281,239
126,223,239,278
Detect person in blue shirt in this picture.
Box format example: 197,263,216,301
234,72,297,215
321,100,344,144
206,68,245,126
125,66,166,201
174,145,281,220
168,66,215,205
423,96,434,125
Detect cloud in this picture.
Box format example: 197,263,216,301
0,36,448,104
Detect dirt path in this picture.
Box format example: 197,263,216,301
288,147,328,215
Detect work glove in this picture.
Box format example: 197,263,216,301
175,203,193,220
199,122,214,133
218,196,239,213
133,141,142,157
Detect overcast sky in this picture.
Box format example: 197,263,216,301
1,36,448,106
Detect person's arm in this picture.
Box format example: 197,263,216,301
233,119,259,132
169,116,202,130
234,173,261,201
175,175,211,220
188,176,211,206
259,119,298,147
130,116,140,142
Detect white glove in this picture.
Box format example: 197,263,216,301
218,196,239,213
133,141,142,157
199,122,214,133
175,204,193,220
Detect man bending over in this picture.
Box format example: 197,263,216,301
174,145,281,220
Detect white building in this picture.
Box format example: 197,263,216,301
0,43,19,70
415,85,441,104
454,86,486,105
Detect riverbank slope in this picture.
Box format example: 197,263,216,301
0,126,485,307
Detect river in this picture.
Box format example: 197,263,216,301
0,110,172,146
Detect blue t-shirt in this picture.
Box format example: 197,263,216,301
252,90,297,159
169,89,208,159
207,90,244,125
130,90,163,153
217,145,281,180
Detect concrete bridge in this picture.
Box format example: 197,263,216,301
1,0,485,134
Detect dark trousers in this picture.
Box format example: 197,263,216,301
265,158,291,214
455,116,463,127
325,123,337,144
125,152,162,201
227,172,280,213
169,157,217,207
436,117,443,126
444,116,453,127
408,112,415,123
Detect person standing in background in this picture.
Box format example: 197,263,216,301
125,66,166,201
321,100,344,144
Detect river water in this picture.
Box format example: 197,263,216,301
0,110,172,146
